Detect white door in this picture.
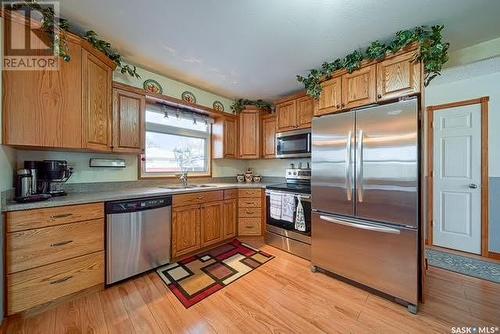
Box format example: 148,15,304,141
433,105,482,254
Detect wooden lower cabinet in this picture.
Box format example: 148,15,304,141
223,199,238,239
200,202,224,248
172,191,238,258
172,204,201,258
5,203,105,315
7,252,104,315
238,189,264,236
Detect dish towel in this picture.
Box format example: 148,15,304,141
269,193,282,220
295,197,306,232
281,194,295,223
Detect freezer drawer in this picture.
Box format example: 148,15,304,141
311,213,418,304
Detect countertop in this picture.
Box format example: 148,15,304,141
3,182,273,212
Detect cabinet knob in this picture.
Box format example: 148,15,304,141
377,94,382,99
336,104,340,109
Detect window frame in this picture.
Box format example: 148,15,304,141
140,109,212,179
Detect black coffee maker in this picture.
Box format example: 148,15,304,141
38,160,73,196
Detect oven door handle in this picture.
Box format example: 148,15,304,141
265,190,311,202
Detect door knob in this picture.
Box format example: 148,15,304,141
468,184,478,189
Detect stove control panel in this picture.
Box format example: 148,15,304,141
286,168,311,180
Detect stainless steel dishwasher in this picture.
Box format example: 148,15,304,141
105,195,172,285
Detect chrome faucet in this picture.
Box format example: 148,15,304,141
179,171,188,187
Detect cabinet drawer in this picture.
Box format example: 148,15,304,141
6,203,104,232
224,189,238,200
238,218,262,236
173,191,223,207
7,219,104,274
7,251,104,315
238,198,262,208
238,189,262,198
238,207,262,218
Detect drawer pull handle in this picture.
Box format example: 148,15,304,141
50,276,73,285
50,213,73,220
197,196,204,200
246,210,254,214
50,240,73,247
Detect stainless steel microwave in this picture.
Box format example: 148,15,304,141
276,129,311,158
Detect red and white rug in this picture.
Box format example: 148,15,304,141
157,239,274,308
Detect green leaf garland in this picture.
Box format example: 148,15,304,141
230,99,274,114
297,25,449,99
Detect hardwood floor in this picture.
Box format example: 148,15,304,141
2,239,499,334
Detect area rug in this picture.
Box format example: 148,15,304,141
157,239,274,308
426,249,500,283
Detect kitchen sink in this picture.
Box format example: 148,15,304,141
159,184,216,190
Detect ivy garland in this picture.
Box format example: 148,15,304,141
230,99,273,114
297,25,449,99
9,1,140,78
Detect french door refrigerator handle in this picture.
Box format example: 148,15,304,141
319,215,401,234
356,129,364,203
345,130,353,201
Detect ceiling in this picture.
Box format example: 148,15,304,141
59,0,500,101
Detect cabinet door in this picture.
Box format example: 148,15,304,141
239,110,261,159
82,50,113,152
200,202,224,248
112,88,145,153
316,77,342,116
172,205,200,258
262,116,276,158
296,96,314,128
377,51,421,101
276,100,297,132
342,65,376,109
223,199,238,239
224,118,238,158
3,18,82,148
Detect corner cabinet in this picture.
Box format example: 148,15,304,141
112,86,145,153
82,50,114,152
2,16,116,151
239,109,261,159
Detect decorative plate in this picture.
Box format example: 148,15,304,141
213,101,224,112
181,91,197,104
143,79,163,94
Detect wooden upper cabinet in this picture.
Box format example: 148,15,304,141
172,205,200,258
82,50,113,152
213,116,238,159
112,87,145,153
276,100,297,132
316,77,342,116
342,64,376,109
262,115,276,159
296,96,314,128
223,199,237,239
377,51,421,101
2,18,83,149
239,109,261,159
200,202,224,248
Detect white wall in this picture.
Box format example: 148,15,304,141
426,57,500,177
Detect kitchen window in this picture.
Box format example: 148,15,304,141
141,103,213,177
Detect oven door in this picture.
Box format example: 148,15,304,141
265,190,311,236
276,129,311,158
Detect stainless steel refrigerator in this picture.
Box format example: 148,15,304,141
311,98,420,313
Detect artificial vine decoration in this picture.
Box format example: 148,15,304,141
297,25,449,99
8,1,140,78
230,99,273,114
